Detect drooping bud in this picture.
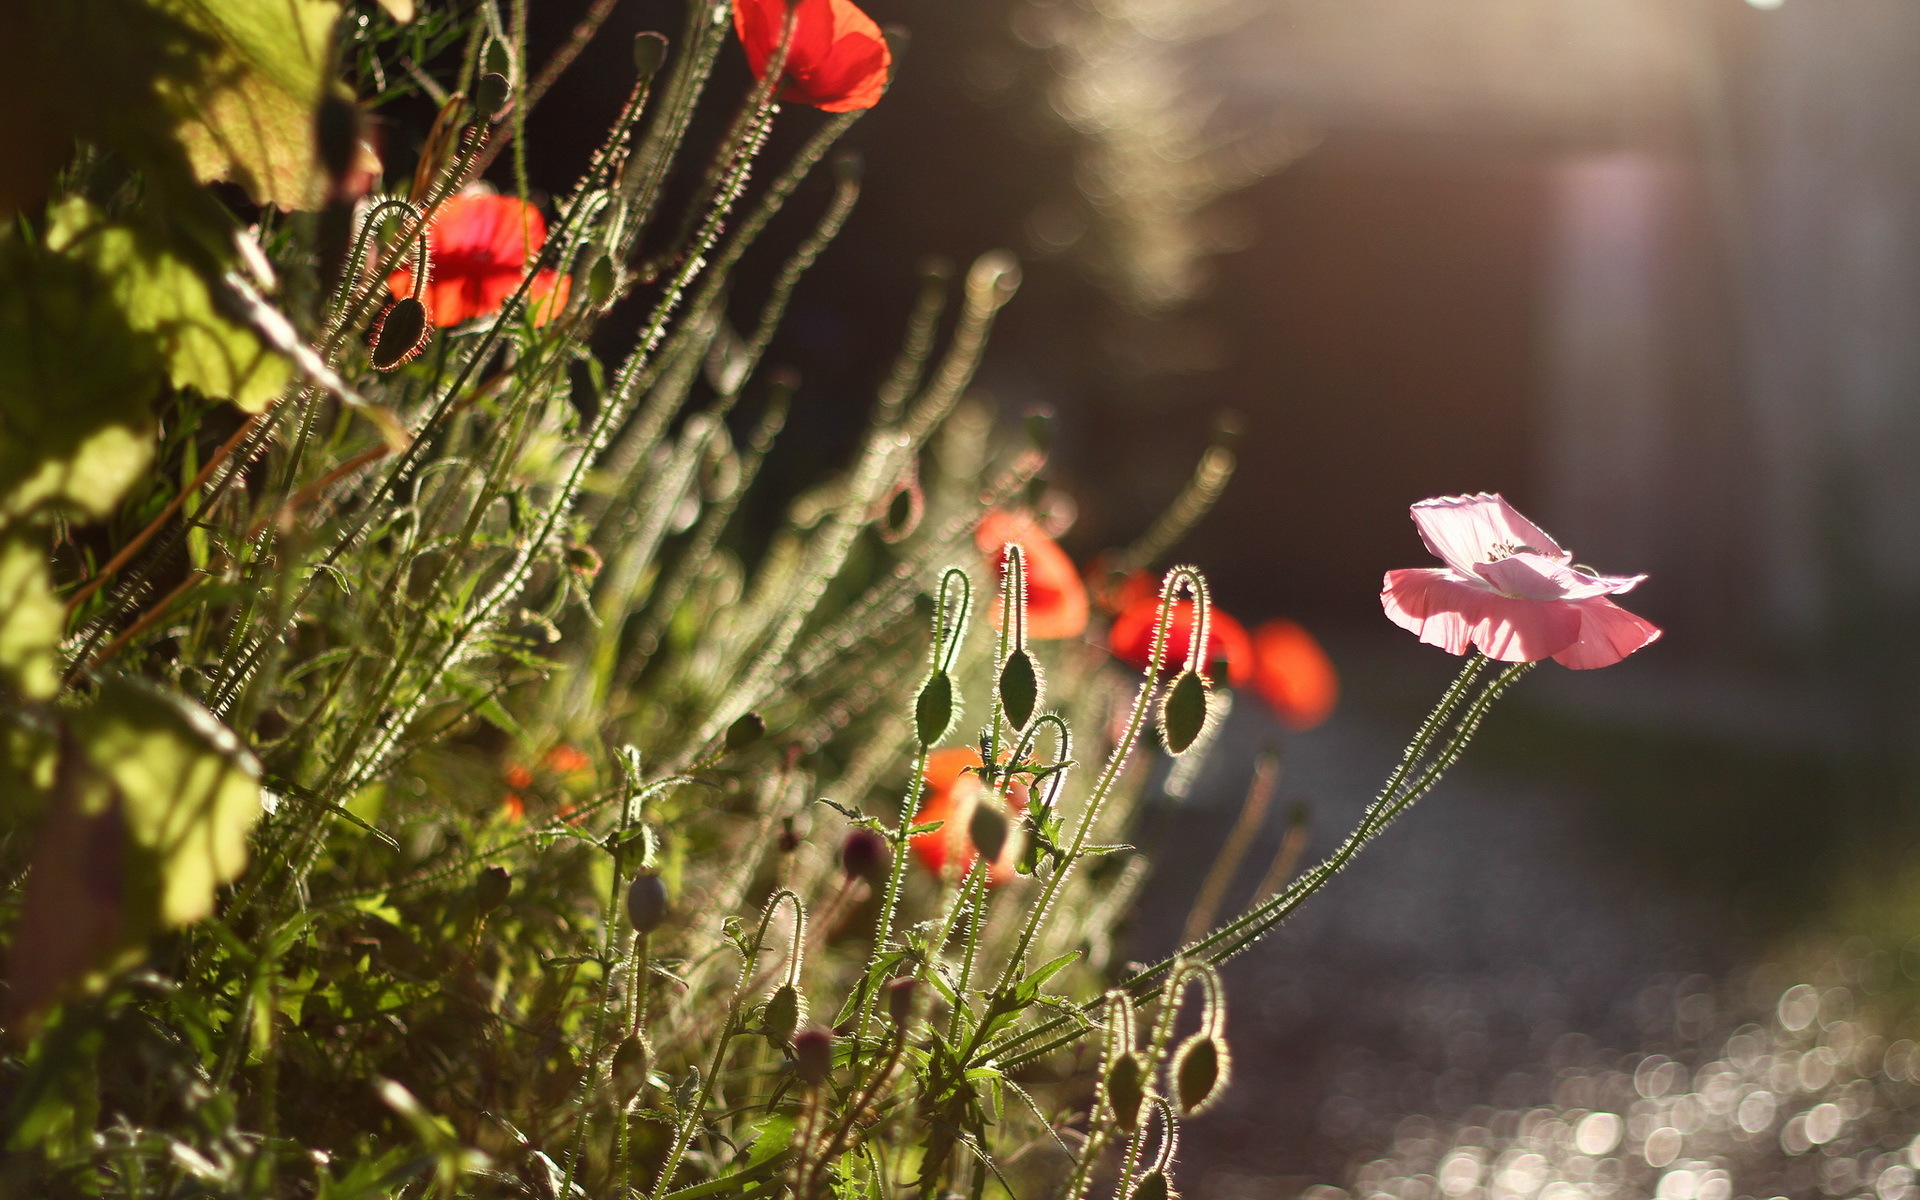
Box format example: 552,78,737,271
1133,1170,1173,1200
968,803,1008,866
610,1035,650,1100
840,828,888,883
1173,1034,1227,1116
627,873,669,934
633,31,669,80
884,976,917,1027
370,297,432,371
724,711,766,753
473,71,512,120
1160,670,1207,755
793,1026,833,1087
1105,1052,1147,1132
762,983,803,1047
473,865,512,916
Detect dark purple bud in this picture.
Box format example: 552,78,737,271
793,1026,833,1087
885,976,917,1027
840,828,888,882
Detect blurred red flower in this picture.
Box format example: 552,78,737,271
909,748,1028,887
1108,595,1253,686
388,192,570,327
976,510,1089,640
542,744,592,776
1250,619,1339,730
732,0,891,113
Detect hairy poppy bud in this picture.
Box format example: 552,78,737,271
885,976,917,1028
793,1026,833,1087
1105,1052,1146,1132
841,828,888,882
725,711,766,753
473,71,512,119
968,803,1007,866
1173,1034,1228,1116
762,983,802,1046
1133,1170,1173,1200
473,865,512,915
633,31,668,80
370,297,432,371
627,873,668,934
611,1036,650,1100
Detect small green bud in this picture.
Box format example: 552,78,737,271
474,71,512,119
968,803,1007,866
633,32,668,80
763,983,802,1046
1173,1034,1227,1116
611,1036,650,1100
725,711,766,753
370,298,432,371
1106,1052,1147,1132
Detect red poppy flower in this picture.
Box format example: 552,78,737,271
976,510,1090,640
542,744,592,776
1108,596,1254,687
388,192,571,327
909,748,1029,887
732,0,892,113
1250,619,1339,730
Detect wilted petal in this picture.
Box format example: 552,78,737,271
1382,568,1582,662
1551,597,1663,669
1411,494,1568,576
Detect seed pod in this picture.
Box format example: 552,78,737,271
370,297,432,371
473,865,512,915
627,873,669,934
968,802,1007,866
763,983,803,1047
473,71,512,119
1173,1034,1227,1116
1133,1170,1172,1200
724,711,765,753
840,828,889,883
1106,1052,1147,1132
793,1026,833,1087
610,1035,650,1100
1160,670,1207,755
588,254,617,306
885,977,917,1027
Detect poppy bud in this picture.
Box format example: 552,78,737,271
968,803,1007,866
474,71,512,119
633,31,668,80
762,983,802,1046
370,297,433,371
627,873,668,934
793,1026,833,1087
840,828,888,883
1023,407,1054,455
473,865,512,915
884,977,917,1028
1173,1034,1228,1116
611,1035,650,1100
725,711,766,753
1105,1052,1147,1132
1133,1170,1173,1200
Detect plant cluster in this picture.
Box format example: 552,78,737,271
0,2,1653,1197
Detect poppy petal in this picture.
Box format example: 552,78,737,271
1382,568,1582,662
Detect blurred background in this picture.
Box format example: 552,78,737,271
516,0,1920,1195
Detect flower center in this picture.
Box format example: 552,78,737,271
1484,540,1537,562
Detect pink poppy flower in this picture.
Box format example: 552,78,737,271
1381,493,1660,669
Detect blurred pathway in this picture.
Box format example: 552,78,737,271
1127,683,1756,1194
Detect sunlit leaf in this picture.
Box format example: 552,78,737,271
46,198,290,411
0,535,62,700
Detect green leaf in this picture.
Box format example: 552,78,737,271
0,221,159,521
997,650,1038,731
46,198,291,411
1160,670,1208,755
3,677,262,1027
0,534,62,699
155,0,345,210
915,671,954,746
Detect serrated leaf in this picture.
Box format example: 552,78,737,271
1160,670,1207,755
998,650,1038,731
915,671,953,746
0,534,62,699
47,199,290,410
